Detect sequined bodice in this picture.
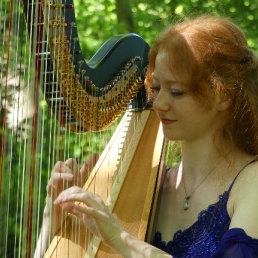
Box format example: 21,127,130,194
152,190,231,257
152,160,257,258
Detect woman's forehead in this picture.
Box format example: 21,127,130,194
154,50,173,72
153,51,189,83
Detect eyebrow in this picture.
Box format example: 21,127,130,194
152,73,178,83
152,76,179,85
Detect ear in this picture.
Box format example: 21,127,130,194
216,92,231,111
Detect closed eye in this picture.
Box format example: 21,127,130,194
170,90,185,97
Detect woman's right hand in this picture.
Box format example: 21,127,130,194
43,154,99,232
46,153,99,200
34,154,99,258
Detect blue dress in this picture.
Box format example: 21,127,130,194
151,160,258,257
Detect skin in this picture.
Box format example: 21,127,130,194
34,154,99,258
36,50,258,257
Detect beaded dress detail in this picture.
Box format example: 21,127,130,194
152,191,230,257
152,160,258,257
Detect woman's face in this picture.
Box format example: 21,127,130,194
151,50,225,143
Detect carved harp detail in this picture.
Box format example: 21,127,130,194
23,0,150,132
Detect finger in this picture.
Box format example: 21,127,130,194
78,154,99,187
58,201,88,217
58,201,79,215
52,171,74,181
80,154,99,178
58,201,103,224
47,172,74,195
69,203,103,219
54,187,104,210
65,158,80,174
52,161,74,174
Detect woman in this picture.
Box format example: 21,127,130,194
39,15,258,257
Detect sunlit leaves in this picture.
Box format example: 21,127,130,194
73,0,258,52
1,0,257,65
175,5,184,15
74,0,119,59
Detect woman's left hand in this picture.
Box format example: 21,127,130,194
54,186,124,247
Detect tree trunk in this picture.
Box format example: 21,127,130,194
115,0,134,32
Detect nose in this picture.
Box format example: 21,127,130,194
152,90,169,112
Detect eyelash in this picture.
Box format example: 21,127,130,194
170,90,184,97
150,86,185,97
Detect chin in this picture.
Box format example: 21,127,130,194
162,131,183,141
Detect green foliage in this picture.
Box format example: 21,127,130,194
133,0,258,51
74,0,258,55
74,0,120,60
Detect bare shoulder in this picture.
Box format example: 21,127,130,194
229,160,258,238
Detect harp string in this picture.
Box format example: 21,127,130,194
2,0,12,255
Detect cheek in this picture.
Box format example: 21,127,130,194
177,102,212,126
174,101,198,119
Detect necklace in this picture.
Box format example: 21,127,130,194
182,165,217,211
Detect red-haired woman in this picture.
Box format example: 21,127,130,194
39,15,258,257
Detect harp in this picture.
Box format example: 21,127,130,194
0,0,166,257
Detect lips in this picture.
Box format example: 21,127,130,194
161,118,176,124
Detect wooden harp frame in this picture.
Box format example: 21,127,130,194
44,110,166,257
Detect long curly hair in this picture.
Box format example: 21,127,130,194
145,15,258,156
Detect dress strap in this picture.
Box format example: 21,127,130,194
165,167,171,174
227,159,257,193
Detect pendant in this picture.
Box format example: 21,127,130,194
183,196,190,210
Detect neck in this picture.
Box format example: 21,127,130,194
179,136,253,182
180,136,229,182
174,136,254,211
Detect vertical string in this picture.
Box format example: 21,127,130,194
44,0,61,253
0,0,13,198
1,0,14,256
20,0,34,254
13,0,27,255
25,0,44,255
64,2,81,254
